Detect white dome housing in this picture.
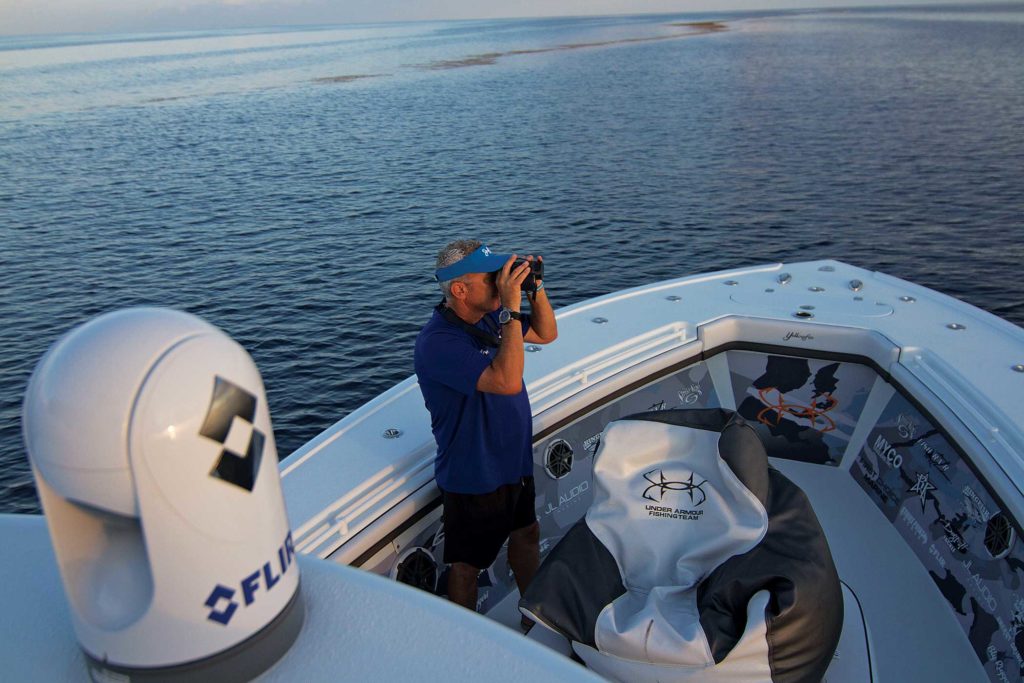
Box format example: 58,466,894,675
22,307,302,681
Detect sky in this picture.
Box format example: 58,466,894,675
0,0,1009,36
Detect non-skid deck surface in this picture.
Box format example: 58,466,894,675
772,459,986,682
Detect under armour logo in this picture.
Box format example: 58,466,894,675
481,246,492,255
199,376,264,492
642,469,707,506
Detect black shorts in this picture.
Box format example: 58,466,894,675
441,477,537,570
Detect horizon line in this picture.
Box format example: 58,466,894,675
0,0,1006,40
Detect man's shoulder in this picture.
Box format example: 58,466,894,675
415,311,472,364
417,311,461,344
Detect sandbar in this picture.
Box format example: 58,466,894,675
418,20,728,71
313,74,385,84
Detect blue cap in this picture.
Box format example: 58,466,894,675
434,245,511,282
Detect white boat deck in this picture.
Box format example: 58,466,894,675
0,514,602,683
774,458,985,682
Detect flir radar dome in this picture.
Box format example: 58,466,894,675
22,307,303,681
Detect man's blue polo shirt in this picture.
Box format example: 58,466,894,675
414,308,533,495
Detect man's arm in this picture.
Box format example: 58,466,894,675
477,312,525,395
524,283,557,344
478,256,530,395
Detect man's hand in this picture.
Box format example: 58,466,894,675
524,254,557,345
496,254,533,310
477,255,530,395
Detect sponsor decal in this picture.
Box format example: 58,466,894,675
204,531,296,625
645,504,704,521
678,383,702,405
1005,601,1024,672
963,485,993,524
928,543,947,570
986,645,1013,683
542,480,590,516
858,455,880,482
582,432,602,454
199,376,265,492
642,469,707,506
755,386,837,433
871,433,904,469
916,438,952,474
907,472,937,514
997,616,1023,656
937,515,969,554
962,558,998,613
896,413,917,440
898,506,928,545
784,331,814,342
431,526,445,550
855,455,900,504
1012,595,1024,630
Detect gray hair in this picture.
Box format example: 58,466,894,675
436,239,481,300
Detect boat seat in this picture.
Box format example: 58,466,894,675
519,408,844,682
523,579,871,682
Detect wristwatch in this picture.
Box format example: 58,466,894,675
498,307,522,325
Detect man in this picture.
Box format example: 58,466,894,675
414,239,557,620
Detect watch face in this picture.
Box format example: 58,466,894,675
498,309,511,324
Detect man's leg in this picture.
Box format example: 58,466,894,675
447,561,480,611
508,520,540,595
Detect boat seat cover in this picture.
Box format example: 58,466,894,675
520,408,842,683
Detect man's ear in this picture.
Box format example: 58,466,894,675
450,281,467,300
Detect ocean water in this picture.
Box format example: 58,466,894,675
1,5,1022,514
